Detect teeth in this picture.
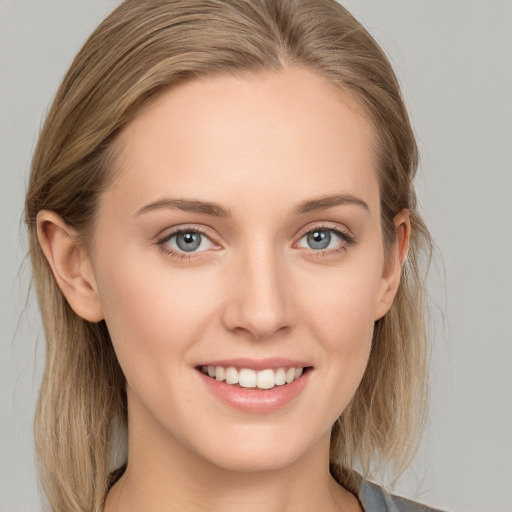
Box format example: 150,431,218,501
275,368,286,385
201,365,306,389
256,369,275,390
215,366,225,382
239,369,257,388
225,367,239,384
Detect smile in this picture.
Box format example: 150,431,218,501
196,361,313,413
200,365,304,390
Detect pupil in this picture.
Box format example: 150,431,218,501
308,230,331,250
177,232,201,252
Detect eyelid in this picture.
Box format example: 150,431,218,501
156,224,218,243
156,224,222,259
294,222,354,241
293,223,356,251
155,222,355,261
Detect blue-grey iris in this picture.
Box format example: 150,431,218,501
176,232,201,252
307,230,331,250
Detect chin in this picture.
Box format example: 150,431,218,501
203,448,302,473
189,424,324,474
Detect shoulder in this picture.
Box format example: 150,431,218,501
358,479,448,512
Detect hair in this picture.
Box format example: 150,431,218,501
25,1,433,511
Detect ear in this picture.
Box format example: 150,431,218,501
36,210,104,322
374,210,410,321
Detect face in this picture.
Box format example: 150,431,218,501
83,67,401,472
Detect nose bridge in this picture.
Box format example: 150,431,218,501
222,237,293,340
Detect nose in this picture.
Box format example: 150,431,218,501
221,244,295,341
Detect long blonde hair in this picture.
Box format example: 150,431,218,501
25,1,432,510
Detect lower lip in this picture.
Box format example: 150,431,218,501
196,368,312,413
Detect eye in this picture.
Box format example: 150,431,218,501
159,229,214,254
296,227,354,252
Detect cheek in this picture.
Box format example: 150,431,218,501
93,251,219,386
297,257,381,404
315,281,375,376
300,258,381,341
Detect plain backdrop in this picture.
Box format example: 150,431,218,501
1,1,511,511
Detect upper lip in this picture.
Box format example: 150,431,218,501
196,357,312,371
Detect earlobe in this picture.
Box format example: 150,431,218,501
374,210,411,321
36,210,104,322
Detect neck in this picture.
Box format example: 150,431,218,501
104,396,361,512
108,448,357,512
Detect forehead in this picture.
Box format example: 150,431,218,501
104,66,380,217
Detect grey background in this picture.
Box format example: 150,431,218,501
1,1,511,511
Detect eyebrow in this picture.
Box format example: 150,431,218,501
294,194,370,214
135,193,369,218
136,198,230,217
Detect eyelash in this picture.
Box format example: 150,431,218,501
296,224,356,257
156,226,214,261
156,224,356,260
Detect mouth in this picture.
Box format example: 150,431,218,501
198,365,313,390
194,358,314,412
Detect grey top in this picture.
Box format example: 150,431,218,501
359,480,447,512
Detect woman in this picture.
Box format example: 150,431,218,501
25,1,441,511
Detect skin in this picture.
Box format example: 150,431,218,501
38,66,409,512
